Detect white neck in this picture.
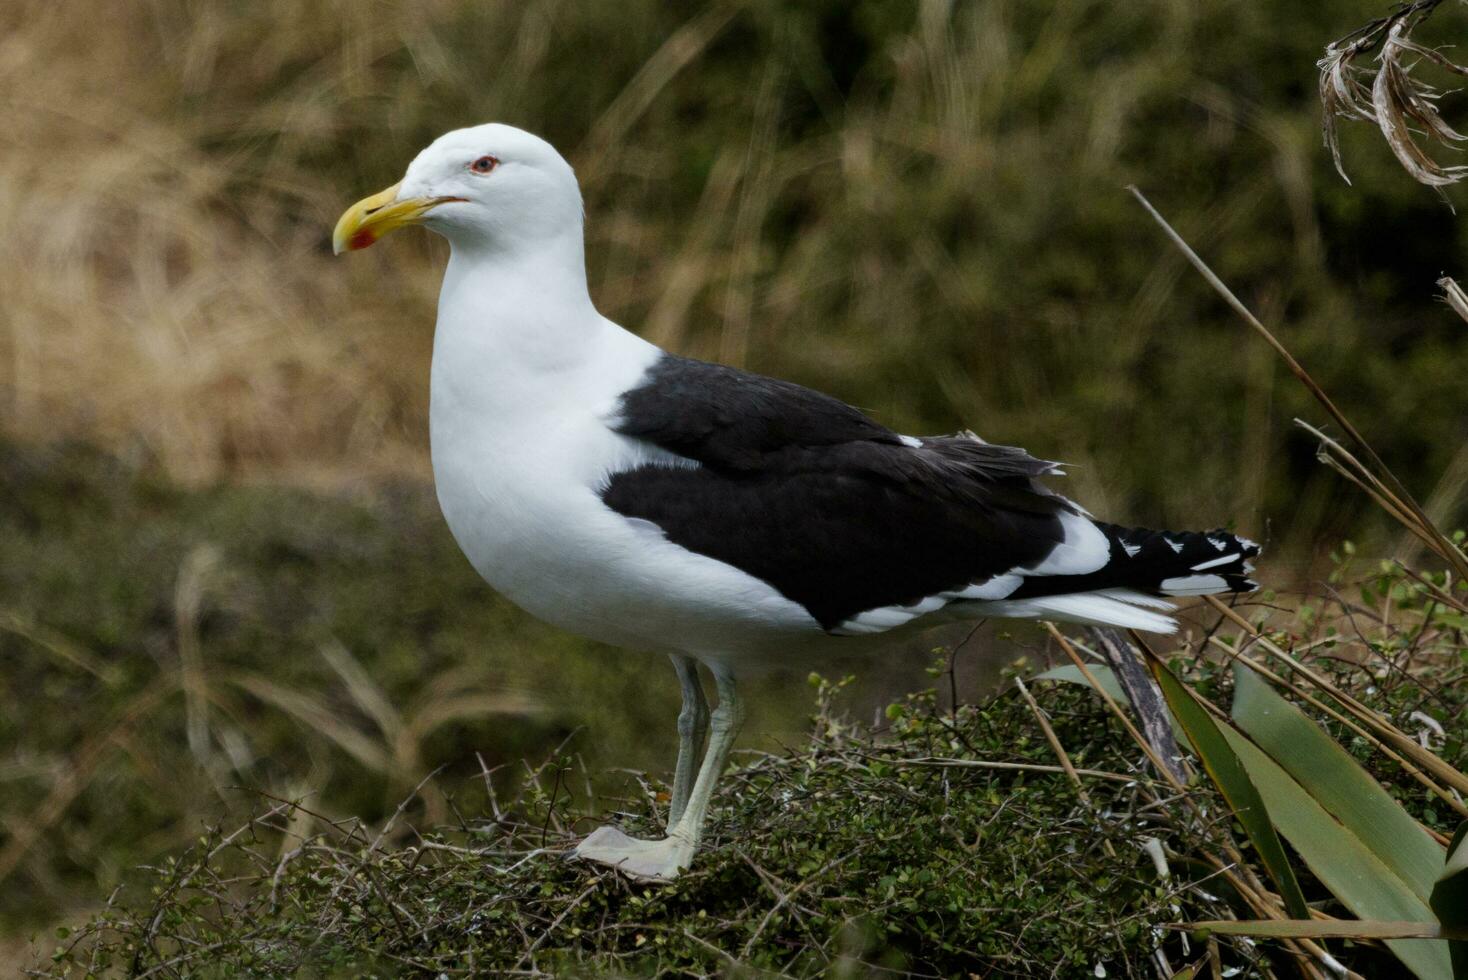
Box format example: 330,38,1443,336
428,233,659,436
440,230,595,355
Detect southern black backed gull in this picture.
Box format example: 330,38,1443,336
333,123,1259,880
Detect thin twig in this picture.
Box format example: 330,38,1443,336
513,881,599,972
1046,624,1187,790
883,755,1152,786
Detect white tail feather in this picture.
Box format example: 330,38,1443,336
978,591,1178,634
1093,588,1178,611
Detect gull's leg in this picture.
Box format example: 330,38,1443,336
667,654,709,828
574,666,744,881
665,666,743,850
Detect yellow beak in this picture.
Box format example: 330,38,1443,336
332,182,463,254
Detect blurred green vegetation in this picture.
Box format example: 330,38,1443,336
5,0,1468,955
0,438,966,939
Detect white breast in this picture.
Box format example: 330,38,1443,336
427,277,820,659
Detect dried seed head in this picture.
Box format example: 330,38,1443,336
1319,0,1468,187
1437,276,1468,323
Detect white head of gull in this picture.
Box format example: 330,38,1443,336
334,122,1261,880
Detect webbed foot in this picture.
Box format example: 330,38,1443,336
572,826,695,881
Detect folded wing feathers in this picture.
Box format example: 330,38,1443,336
833,522,1260,637
1102,524,1260,596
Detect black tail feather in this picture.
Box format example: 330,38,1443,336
1101,524,1260,596
1008,523,1260,601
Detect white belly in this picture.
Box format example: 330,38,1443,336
427,306,822,661
430,422,821,657
422,245,828,666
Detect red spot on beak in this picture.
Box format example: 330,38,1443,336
350,228,376,251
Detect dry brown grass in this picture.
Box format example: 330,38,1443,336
8,0,1454,547
0,0,813,484
0,1,447,483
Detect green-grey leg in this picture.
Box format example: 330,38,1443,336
573,666,744,880
664,667,743,850
668,654,709,828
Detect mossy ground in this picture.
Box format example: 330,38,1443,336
32,633,1468,978
34,680,1255,978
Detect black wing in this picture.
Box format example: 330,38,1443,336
602,355,1074,630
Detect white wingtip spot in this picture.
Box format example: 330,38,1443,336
1191,553,1238,572
1159,573,1230,596
1121,541,1141,558
899,434,923,448
1166,538,1184,554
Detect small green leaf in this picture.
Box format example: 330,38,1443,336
1037,664,1126,703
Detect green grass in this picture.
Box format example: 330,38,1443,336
0,438,565,926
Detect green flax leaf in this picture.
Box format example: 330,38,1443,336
1220,728,1450,979
1231,661,1444,901
1180,919,1456,940
1431,822,1468,978
1145,655,1309,920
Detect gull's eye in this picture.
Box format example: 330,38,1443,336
470,155,499,175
